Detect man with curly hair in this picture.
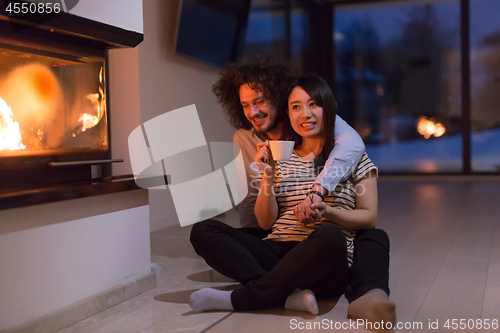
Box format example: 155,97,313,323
190,57,394,324
212,57,366,237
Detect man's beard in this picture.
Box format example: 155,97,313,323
256,115,279,135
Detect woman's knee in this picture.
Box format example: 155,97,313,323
354,228,390,252
309,224,346,251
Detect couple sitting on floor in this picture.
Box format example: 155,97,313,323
188,58,396,328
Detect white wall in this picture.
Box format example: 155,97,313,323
137,0,236,228
69,0,143,33
0,190,150,330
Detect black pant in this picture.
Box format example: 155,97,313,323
346,228,391,301
237,227,272,239
190,219,349,311
239,226,391,302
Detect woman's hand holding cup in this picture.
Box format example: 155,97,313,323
255,141,274,177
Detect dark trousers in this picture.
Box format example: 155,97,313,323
347,228,391,301
190,219,349,311
239,226,391,302
237,227,272,239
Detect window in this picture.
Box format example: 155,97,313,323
470,0,500,172
243,0,288,60
334,1,462,172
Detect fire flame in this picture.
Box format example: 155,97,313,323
79,67,106,132
0,97,25,151
78,112,99,131
417,116,446,139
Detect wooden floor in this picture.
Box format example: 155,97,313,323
58,178,500,333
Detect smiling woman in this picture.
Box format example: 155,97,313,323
188,73,391,325
288,86,323,140
283,73,337,169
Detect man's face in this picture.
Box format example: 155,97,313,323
239,83,278,134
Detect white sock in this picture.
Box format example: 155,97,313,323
284,289,319,315
189,288,234,312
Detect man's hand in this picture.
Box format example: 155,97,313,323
293,194,322,226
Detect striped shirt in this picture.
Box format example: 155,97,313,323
233,116,364,228
260,152,377,266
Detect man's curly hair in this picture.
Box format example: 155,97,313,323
212,57,298,130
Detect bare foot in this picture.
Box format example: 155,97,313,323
348,289,396,330
284,289,319,315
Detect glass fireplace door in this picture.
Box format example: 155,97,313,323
0,44,107,154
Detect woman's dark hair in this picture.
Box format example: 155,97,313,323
283,73,337,169
212,56,297,130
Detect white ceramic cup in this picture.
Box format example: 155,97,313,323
150,263,163,285
268,140,295,161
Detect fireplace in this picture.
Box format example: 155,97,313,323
0,4,143,207
0,4,154,333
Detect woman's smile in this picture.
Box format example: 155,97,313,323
300,121,317,130
288,86,323,138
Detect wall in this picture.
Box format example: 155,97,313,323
109,47,141,176
68,0,143,33
0,191,150,330
137,0,236,228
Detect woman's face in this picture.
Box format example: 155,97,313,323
288,86,323,139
